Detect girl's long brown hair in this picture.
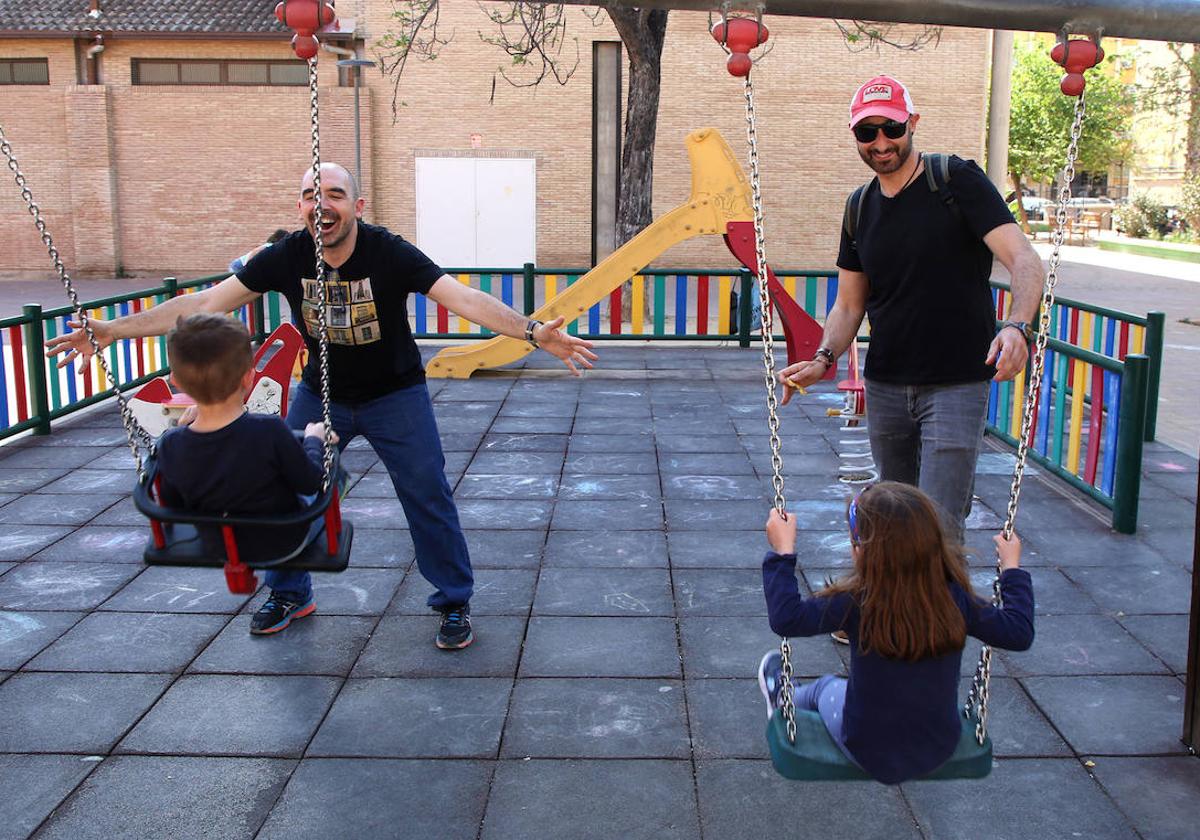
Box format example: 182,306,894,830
819,481,975,661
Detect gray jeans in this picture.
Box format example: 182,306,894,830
863,379,990,540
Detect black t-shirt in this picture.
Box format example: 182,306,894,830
238,222,444,403
837,156,1014,385
156,414,325,560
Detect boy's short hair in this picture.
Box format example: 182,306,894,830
167,314,253,404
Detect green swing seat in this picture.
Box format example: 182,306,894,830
765,707,994,782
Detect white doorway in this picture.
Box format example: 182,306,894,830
415,156,536,268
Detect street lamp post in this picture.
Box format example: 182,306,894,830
337,58,376,196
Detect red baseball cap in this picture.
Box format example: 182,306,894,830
849,75,915,128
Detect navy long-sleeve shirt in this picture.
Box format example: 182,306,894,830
762,551,1034,784
156,413,325,561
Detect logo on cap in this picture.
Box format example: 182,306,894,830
861,85,893,103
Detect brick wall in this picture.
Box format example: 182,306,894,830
0,5,991,275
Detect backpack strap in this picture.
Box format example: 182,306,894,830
923,152,963,225
842,181,872,248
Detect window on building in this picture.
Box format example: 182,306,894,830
132,59,307,86
0,58,50,85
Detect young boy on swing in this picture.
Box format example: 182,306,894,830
155,313,336,634
757,482,1035,784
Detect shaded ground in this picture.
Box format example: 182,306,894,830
0,346,1196,839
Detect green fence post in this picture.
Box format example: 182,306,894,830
163,277,178,299
1112,353,1149,534
22,304,51,436
523,263,536,316
1143,311,1165,442
252,296,267,344
738,271,753,348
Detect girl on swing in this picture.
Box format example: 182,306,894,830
757,481,1034,784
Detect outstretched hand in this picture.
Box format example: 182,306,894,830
986,327,1029,382
534,317,598,377
777,359,826,405
44,318,114,370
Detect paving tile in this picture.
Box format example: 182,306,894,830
30,427,132,447
542,529,667,568
98,566,250,614
658,452,757,475
999,614,1170,677
667,529,766,568
26,612,227,673
0,562,10,577
243,567,402,616
482,759,699,840
499,400,579,418
34,756,293,840
190,615,373,676
0,445,114,469
656,434,743,454
437,432,484,452
680,616,844,679
338,472,395,498
0,562,140,611
969,567,1099,615
86,496,145,526
1089,757,1200,840
1118,614,1190,674
0,467,69,493
687,678,770,759
665,499,768,531
696,759,922,840
467,451,565,475
501,678,689,758
0,493,122,526
462,528,545,569
674,568,770,617
962,677,1071,758
456,499,553,530
36,469,136,495
520,616,680,678
662,473,768,501
571,416,654,435
534,568,674,617
551,499,664,531
117,674,341,757
351,614,524,677
30,526,149,564
1024,527,1176,568
490,415,574,433
258,758,491,840
340,527,413,568
480,432,568,454
308,677,511,757
563,452,659,475
340,496,408,528
903,758,1137,839
1023,675,1189,755
0,610,83,669
558,474,662,502
455,473,558,499
389,568,535,615
0,754,97,840
0,525,73,562
1063,565,1194,615
0,672,171,753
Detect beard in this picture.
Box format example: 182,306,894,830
308,214,354,250
858,137,914,175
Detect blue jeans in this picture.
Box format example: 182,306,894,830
794,674,858,766
863,380,990,541
265,381,473,608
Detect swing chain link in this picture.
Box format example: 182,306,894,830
0,122,156,479
307,58,336,491
966,89,1084,744
744,72,798,743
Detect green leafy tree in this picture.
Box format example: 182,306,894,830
1008,41,1133,231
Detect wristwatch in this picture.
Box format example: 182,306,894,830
1001,320,1034,341
525,319,544,348
813,347,836,368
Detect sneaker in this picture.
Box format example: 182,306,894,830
831,630,850,645
757,649,783,720
436,603,474,650
250,592,316,635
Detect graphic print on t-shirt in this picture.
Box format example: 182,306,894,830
300,271,380,345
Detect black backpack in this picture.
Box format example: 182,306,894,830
842,152,962,249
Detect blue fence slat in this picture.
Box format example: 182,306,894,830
825,276,837,315
119,301,132,383
0,329,9,428
502,274,513,308
674,275,688,336
414,294,427,333
1101,370,1121,496
62,316,77,404
987,380,999,426
589,300,600,334
1035,347,1053,454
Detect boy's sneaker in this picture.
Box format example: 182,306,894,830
830,630,850,645
250,593,316,635
436,604,473,650
757,649,784,720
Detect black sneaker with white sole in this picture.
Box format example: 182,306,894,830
250,593,316,635
436,603,473,650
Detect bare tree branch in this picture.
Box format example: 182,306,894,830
378,1,453,119
835,19,942,53
477,2,581,97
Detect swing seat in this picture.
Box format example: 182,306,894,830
132,447,353,594
765,707,993,782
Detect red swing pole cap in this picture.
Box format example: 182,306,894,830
1050,36,1104,97
275,0,339,60
711,16,769,78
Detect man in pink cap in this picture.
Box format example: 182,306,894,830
780,74,1044,541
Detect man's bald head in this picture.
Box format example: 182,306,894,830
300,162,358,202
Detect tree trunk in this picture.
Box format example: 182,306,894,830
607,7,668,321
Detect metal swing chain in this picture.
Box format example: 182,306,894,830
306,57,336,492
0,122,156,478
965,89,1086,744
743,68,798,744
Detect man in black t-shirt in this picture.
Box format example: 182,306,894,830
779,75,1044,538
47,163,598,649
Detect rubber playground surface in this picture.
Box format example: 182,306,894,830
0,345,1196,839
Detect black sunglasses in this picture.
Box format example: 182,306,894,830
852,119,909,143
